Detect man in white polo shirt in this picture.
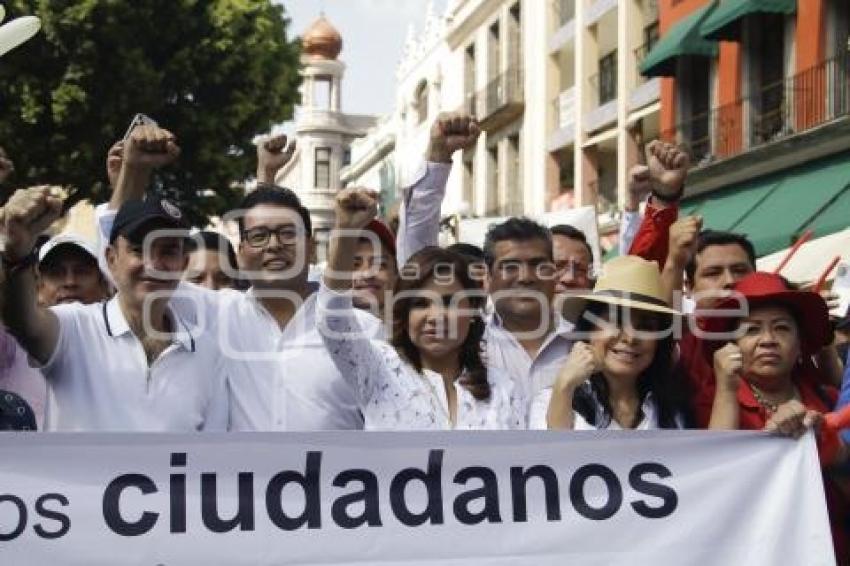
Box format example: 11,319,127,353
2,188,228,431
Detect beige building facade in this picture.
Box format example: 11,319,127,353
343,0,662,249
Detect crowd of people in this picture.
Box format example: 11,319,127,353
0,112,848,560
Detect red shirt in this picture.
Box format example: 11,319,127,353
680,328,847,562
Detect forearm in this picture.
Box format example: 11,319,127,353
546,385,578,430
708,389,740,430
2,266,58,364
324,228,359,291
109,163,151,209
396,162,451,266
660,257,686,306
256,165,278,185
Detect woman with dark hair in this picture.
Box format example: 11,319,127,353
318,188,526,430
707,272,848,560
533,256,688,430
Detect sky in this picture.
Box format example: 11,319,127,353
277,0,448,127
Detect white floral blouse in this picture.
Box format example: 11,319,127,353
317,283,528,431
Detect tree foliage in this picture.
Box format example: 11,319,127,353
0,0,301,225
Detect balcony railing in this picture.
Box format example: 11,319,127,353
662,52,850,167
480,67,524,118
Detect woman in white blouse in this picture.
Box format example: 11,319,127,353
318,188,526,430
534,256,688,430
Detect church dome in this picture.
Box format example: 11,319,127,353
302,15,342,60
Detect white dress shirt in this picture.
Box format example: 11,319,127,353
317,283,528,430
213,286,383,431
41,296,229,432
529,386,684,430
485,312,575,403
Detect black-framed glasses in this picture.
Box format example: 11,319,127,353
241,226,302,248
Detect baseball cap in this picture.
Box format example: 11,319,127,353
109,198,190,244
364,219,396,257
38,233,98,265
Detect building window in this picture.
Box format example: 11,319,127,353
414,81,429,124
486,145,500,215
489,20,501,80
677,56,711,163
462,155,474,215
598,50,618,105
644,21,659,53
315,147,331,188
747,13,786,145
509,3,521,68
506,134,521,215
465,43,476,115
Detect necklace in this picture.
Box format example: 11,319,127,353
748,383,796,415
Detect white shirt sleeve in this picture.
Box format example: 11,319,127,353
95,203,117,285
316,282,390,408
619,209,643,256
396,161,452,266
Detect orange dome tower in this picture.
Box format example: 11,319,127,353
302,14,342,60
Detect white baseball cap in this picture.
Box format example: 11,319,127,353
38,234,98,265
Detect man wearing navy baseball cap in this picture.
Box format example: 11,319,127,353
1,188,228,431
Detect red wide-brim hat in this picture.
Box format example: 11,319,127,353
702,272,830,355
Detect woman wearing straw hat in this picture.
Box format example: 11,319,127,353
532,256,689,430
705,272,848,561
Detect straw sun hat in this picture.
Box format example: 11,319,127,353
562,255,679,318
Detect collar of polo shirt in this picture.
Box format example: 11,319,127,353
101,296,196,352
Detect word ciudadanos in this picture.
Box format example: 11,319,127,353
0,449,678,540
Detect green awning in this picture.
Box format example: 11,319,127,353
640,2,719,77
681,152,850,256
802,185,850,238
700,0,796,41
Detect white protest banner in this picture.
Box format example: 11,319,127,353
0,430,834,566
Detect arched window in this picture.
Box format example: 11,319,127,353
414,80,429,124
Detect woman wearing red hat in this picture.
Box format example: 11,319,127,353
707,272,848,561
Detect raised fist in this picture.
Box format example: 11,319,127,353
334,187,379,231
123,125,180,170
625,164,651,211
713,342,744,393
106,140,124,188
2,186,65,260
555,342,599,393
427,113,481,163
645,140,689,200
668,215,702,268
257,134,296,183
0,146,14,184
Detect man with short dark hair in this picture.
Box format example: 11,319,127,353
549,224,593,293
37,233,110,306
185,230,241,290
482,217,574,401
